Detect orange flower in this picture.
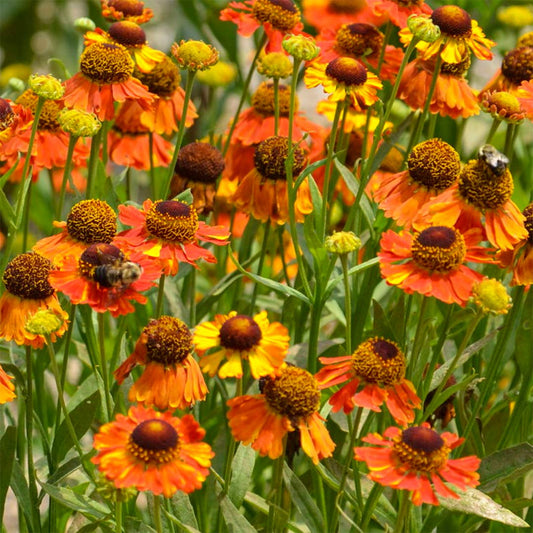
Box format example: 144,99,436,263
0,253,68,348
366,0,432,28
49,243,161,317
378,225,493,306
227,364,335,464
0,98,33,164
114,316,207,410
354,424,480,506
517,80,533,119
193,310,289,379
481,46,533,96
115,199,230,276
92,405,213,498
33,199,117,264
63,42,154,121
100,0,153,24
316,338,421,426
0,365,16,404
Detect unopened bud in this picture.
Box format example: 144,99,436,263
74,17,96,33
171,40,219,72
471,278,511,315
325,231,361,255
282,34,320,62
257,52,292,79
25,309,65,336
58,108,101,137
28,74,64,100
407,15,441,43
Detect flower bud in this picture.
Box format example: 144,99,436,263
257,52,292,79
58,108,102,137
28,74,64,100
325,231,361,255
25,309,65,336
74,17,96,33
8,77,26,93
282,34,320,62
171,40,219,72
407,15,441,43
471,278,512,315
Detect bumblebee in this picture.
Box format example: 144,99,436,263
93,259,142,289
478,144,509,176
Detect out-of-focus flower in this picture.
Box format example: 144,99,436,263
100,0,153,24
114,316,207,410
171,40,219,72
354,423,480,505
92,405,213,497
28,74,64,100
482,45,533,96
193,311,289,379
497,5,533,28
196,61,237,87
227,364,335,464
516,80,533,119
0,365,16,404
471,278,512,315
0,98,33,163
367,0,432,28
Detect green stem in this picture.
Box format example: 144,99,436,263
273,77,280,136
189,268,197,326
307,294,324,374
409,296,430,381
115,500,123,533
85,128,102,199
485,118,501,144
56,135,78,219
155,274,166,318
267,437,287,533
153,495,162,533
394,491,411,533
340,253,352,354
98,313,112,421
249,222,271,313
504,122,519,162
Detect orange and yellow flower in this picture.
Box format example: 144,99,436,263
366,0,432,28
227,364,335,464
114,316,207,410
193,311,289,379
481,46,533,96
92,404,213,497
0,365,16,404
100,0,153,24
316,338,421,426
354,423,480,505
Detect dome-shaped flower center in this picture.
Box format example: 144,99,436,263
440,53,471,77
175,142,225,184
329,0,366,13
145,200,199,243
501,46,533,86
80,42,134,84
484,91,522,115
16,90,61,132
458,158,513,210
219,315,262,351
78,243,124,280
325,57,368,86
143,316,193,365
135,56,181,97
431,5,472,37
0,99,15,131
108,20,146,47
523,204,533,244
351,337,405,386
263,366,320,420
109,0,145,17
335,23,384,58
411,226,466,273
252,0,301,32
251,82,295,117
407,138,461,193
254,136,307,181
66,199,117,244
393,426,450,473
3,252,55,300
128,419,180,465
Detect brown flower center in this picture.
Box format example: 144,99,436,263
501,46,533,86
3,252,55,300
253,136,307,181
263,366,320,420
128,419,180,465
108,20,146,47
411,226,466,273
16,90,61,132
78,243,124,280
145,200,199,243
335,24,384,58
66,199,117,244
393,426,450,473
440,53,471,76
252,0,301,32
329,0,366,13
325,57,368,87
407,138,461,193
219,315,262,351
0,99,15,131
175,142,224,184
351,338,406,386
523,204,533,244
135,56,181,97
431,5,472,37
251,82,295,117
80,42,134,84
109,0,145,17
143,316,193,365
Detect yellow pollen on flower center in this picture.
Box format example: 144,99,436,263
3,252,55,300
80,42,134,84
254,135,307,181
263,366,320,420
252,0,301,32
329,0,366,13
0,99,15,131
335,23,384,58
411,226,466,273
431,5,472,37
66,199,117,244
143,316,193,365
219,315,262,351
251,82,295,117
325,57,368,86
108,20,147,47
145,200,199,243
351,338,405,386
135,56,181,97
393,426,450,473
501,46,533,85
128,419,180,465
175,142,225,184
16,90,61,132
523,204,533,244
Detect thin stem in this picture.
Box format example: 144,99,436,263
98,313,112,421
155,274,166,318
56,135,78,219
504,122,519,162
485,118,501,144
394,491,411,533
273,77,280,135
153,495,162,533
340,253,352,354
249,222,271,313
189,268,197,326
267,437,287,533
85,128,102,199
115,500,123,533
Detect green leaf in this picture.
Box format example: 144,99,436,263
168,491,199,530
229,444,255,508
216,484,257,533
307,174,324,237
160,508,202,533
478,443,533,493
0,427,16,523
10,461,33,531
283,464,324,533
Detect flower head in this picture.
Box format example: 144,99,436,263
0,365,16,404
325,231,361,255
25,308,65,337
74,17,96,33
257,52,293,79
282,34,320,62
114,316,207,410
193,311,289,379
58,108,101,137
28,74,64,100
100,0,153,24
407,15,441,43
316,338,421,425
480,90,526,123
196,61,238,87
171,40,219,72
92,405,213,498
354,423,480,505
471,278,511,315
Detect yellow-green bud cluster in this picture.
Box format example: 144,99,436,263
28,74,64,100
407,15,441,43
325,231,361,255
171,40,219,72
257,52,292,79
471,278,512,315
25,309,65,336
58,108,102,137
282,34,320,62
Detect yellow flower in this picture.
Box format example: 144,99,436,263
497,6,533,28
171,40,219,72
471,278,512,315
29,74,64,100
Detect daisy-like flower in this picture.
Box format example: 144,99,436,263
304,57,382,111
114,316,207,410
92,405,213,498
221,0,304,53
49,243,161,317
0,253,69,348
400,5,495,64
33,199,117,264
227,364,335,464
169,142,225,214
193,311,289,379
63,42,154,121
398,52,480,119
115,199,230,276
84,21,166,73
481,46,533,96
0,365,16,404
480,90,527,124
354,423,480,505
366,0,432,28
232,136,313,224
421,146,528,252
378,225,493,306
100,0,153,24
316,337,421,426
516,80,533,119
369,138,461,230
